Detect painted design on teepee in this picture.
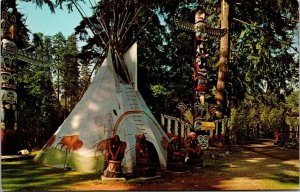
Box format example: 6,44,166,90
55,135,83,152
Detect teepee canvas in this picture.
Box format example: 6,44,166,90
34,43,169,173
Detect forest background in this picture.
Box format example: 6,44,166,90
1,0,299,151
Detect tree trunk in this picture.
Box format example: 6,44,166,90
57,69,60,100
246,125,250,139
216,0,230,117
256,123,260,138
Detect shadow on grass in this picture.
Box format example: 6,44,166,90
2,160,99,191
199,146,299,190
269,172,300,183
160,144,299,191
2,144,299,191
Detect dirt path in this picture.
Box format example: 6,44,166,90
242,139,299,161
69,139,299,191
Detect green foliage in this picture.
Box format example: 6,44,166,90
150,84,169,97
285,90,299,129
228,0,299,106
286,90,299,112
17,33,64,149
60,35,80,111
230,90,298,139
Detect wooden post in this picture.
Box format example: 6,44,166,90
161,113,165,127
216,0,230,118
167,118,171,135
174,120,179,136
180,122,185,138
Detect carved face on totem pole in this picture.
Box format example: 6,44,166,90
195,11,206,38
195,10,205,23
1,11,16,40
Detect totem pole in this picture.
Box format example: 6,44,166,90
1,11,50,154
1,11,18,154
174,9,227,148
175,10,227,122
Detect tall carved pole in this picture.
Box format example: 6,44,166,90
1,11,18,154
215,0,229,118
1,11,50,154
175,9,227,129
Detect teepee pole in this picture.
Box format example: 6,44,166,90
116,0,129,29
117,10,131,37
135,12,154,37
112,0,117,42
117,1,130,36
119,6,142,44
71,0,106,46
114,49,131,82
94,8,110,39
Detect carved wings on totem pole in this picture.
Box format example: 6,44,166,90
173,11,227,39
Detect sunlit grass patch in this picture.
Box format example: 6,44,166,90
282,160,300,168
214,176,299,190
281,170,300,177
244,157,266,163
266,164,280,167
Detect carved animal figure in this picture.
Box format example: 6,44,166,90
44,135,56,149
94,139,110,158
55,135,83,152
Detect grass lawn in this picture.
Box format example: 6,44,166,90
1,146,299,191
1,160,99,191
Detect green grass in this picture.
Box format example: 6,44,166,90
1,159,166,191
1,149,299,191
2,160,98,191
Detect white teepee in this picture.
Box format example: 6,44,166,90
34,43,169,174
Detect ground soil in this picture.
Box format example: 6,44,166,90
68,139,300,191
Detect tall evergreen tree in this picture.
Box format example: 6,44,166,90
51,32,66,100
60,34,80,116
17,33,63,149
